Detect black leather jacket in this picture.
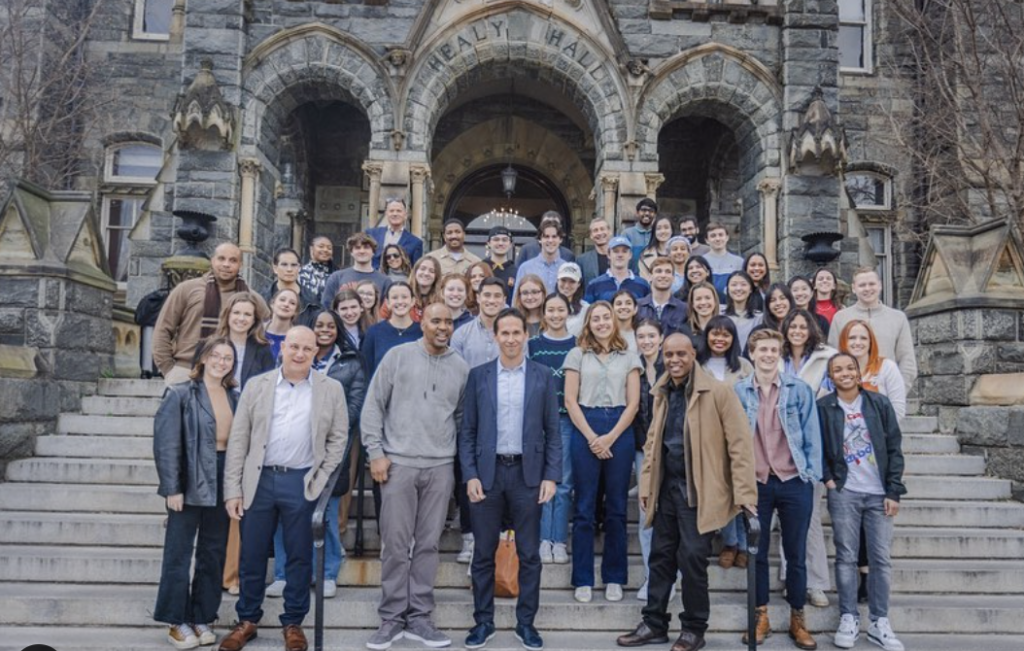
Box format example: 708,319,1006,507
322,342,366,496
153,381,238,507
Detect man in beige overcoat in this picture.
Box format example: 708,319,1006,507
617,333,758,651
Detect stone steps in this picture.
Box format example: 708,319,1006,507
902,433,959,454
80,396,164,417
1,583,1020,633
97,378,166,398
4,628,1024,651
57,413,153,436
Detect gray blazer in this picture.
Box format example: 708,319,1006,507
224,370,349,509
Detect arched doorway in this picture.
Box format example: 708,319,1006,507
444,164,570,258
658,117,740,232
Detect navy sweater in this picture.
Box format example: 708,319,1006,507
361,320,423,379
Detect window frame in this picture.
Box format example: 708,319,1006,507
862,221,894,306
132,0,173,42
839,0,874,75
104,143,163,185
101,194,147,284
101,142,161,287
844,170,892,212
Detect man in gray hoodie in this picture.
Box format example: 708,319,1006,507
361,302,470,650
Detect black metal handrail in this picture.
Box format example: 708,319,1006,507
311,462,344,651
742,509,762,651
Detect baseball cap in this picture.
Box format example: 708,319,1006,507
557,262,582,282
488,226,511,239
609,236,632,250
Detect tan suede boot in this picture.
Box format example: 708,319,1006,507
789,608,817,650
741,605,771,645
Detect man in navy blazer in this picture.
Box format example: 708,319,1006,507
366,198,423,268
459,307,561,651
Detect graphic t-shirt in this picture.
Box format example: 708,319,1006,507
839,394,885,495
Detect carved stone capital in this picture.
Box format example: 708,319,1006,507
757,177,782,197
362,161,385,180
410,164,431,184
238,158,262,179
600,174,620,192
644,173,666,196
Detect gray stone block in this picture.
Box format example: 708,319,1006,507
0,281,39,308
957,407,1010,447
988,449,1024,483
919,375,971,407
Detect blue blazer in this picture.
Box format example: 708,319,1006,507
367,227,424,268
459,359,562,491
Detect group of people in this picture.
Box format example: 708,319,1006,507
150,197,913,651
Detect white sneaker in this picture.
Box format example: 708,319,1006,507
265,579,286,597
833,614,859,649
323,580,337,599
539,540,554,564
636,581,648,601
605,583,623,602
552,543,569,564
167,623,199,649
807,588,829,608
574,586,592,603
669,580,677,603
457,534,474,564
868,617,905,651
192,623,215,646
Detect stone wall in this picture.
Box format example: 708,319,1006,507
956,406,1024,500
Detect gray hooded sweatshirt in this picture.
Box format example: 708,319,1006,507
361,340,470,468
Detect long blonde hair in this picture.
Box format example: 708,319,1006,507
576,301,628,354
215,292,268,345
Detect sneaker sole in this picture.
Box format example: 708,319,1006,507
167,636,200,650
867,632,903,651
464,631,496,649
365,632,404,650
514,632,543,651
403,632,452,648
834,633,858,649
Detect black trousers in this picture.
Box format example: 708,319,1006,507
642,477,714,636
468,460,543,627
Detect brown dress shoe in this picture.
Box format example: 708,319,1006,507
218,621,257,651
789,608,817,650
741,606,771,645
734,551,749,569
718,546,737,568
670,630,706,651
616,621,669,647
283,624,308,651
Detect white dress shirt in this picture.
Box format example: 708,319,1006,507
496,357,527,455
263,370,315,469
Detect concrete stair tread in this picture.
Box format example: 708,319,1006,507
57,413,154,436
3,627,1023,651
80,395,163,417
97,378,166,397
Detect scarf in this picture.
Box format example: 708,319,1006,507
201,273,249,338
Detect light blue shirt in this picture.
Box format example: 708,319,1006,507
451,317,500,369
496,357,527,455
514,254,565,295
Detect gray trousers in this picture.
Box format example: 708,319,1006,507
377,462,455,624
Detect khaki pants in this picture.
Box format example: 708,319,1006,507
222,519,240,589
336,443,362,534
163,365,191,387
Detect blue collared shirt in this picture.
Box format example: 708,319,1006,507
583,270,651,303
451,317,500,369
496,357,527,455
514,254,565,295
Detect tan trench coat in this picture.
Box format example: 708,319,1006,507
638,364,758,534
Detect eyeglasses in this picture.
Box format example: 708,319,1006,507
385,253,401,260
207,353,234,364
521,289,543,297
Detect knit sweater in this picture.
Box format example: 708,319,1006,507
827,302,918,389
361,320,423,379
527,334,577,413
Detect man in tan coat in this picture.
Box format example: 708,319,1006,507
617,333,757,651
219,327,348,651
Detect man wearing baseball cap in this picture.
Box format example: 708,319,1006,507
583,236,651,303
484,226,518,293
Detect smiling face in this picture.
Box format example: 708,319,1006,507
543,297,569,332
654,219,673,245
669,240,690,265
313,313,338,349
443,278,467,310
414,260,437,289
707,327,733,357
495,313,528,361
679,219,698,239
853,270,882,306
786,314,811,349
636,205,656,227
746,255,767,283
310,237,333,263
663,333,695,381
386,284,413,318
488,233,511,257
477,283,506,318
586,304,616,342
768,289,791,319
636,323,663,357
202,343,235,382
212,244,242,283
350,241,374,266
281,327,317,376
420,303,454,353
444,222,465,250
469,265,488,291
691,287,717,318
650,262,675,291
356,285,377,310
790,279,813,309
612,293,637,324
273,251,301,284
706,227,729,252
686,260,709,284
557,276,580,299
845,323,872,360
518,280,545,311
384,200,407,230
272,290,299,320
609,245,631,270
750,337,782,374
539,225,562,256
228,301,256,337
335,298,362,327
814,269,836,297
829,354,863,392
383,246,404,270
727,275,752,304
589,219,611,247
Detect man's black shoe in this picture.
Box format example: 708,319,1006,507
514,624,544,651
465,622,496,649
670,630,706,651
617,622,670,647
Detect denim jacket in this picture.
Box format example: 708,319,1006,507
733,372,822,483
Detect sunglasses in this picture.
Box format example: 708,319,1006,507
385,253,401,260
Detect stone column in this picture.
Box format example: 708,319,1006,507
644,173,665,200
600,174,619,229
238,158,261,255
362,161,384,231
758,177,782,270
169,0,186,43
410,164,430,239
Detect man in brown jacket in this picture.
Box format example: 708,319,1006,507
617,333,757,651
153,243,264,385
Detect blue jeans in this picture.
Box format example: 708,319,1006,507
274,496,344,582
754,475,813,609
634,451,652,580
720,515,748,551
571,406,633,587
828,488,894,620
540,415,575,544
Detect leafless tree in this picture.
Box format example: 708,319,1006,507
0,0,110,192
883,0,1024,230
